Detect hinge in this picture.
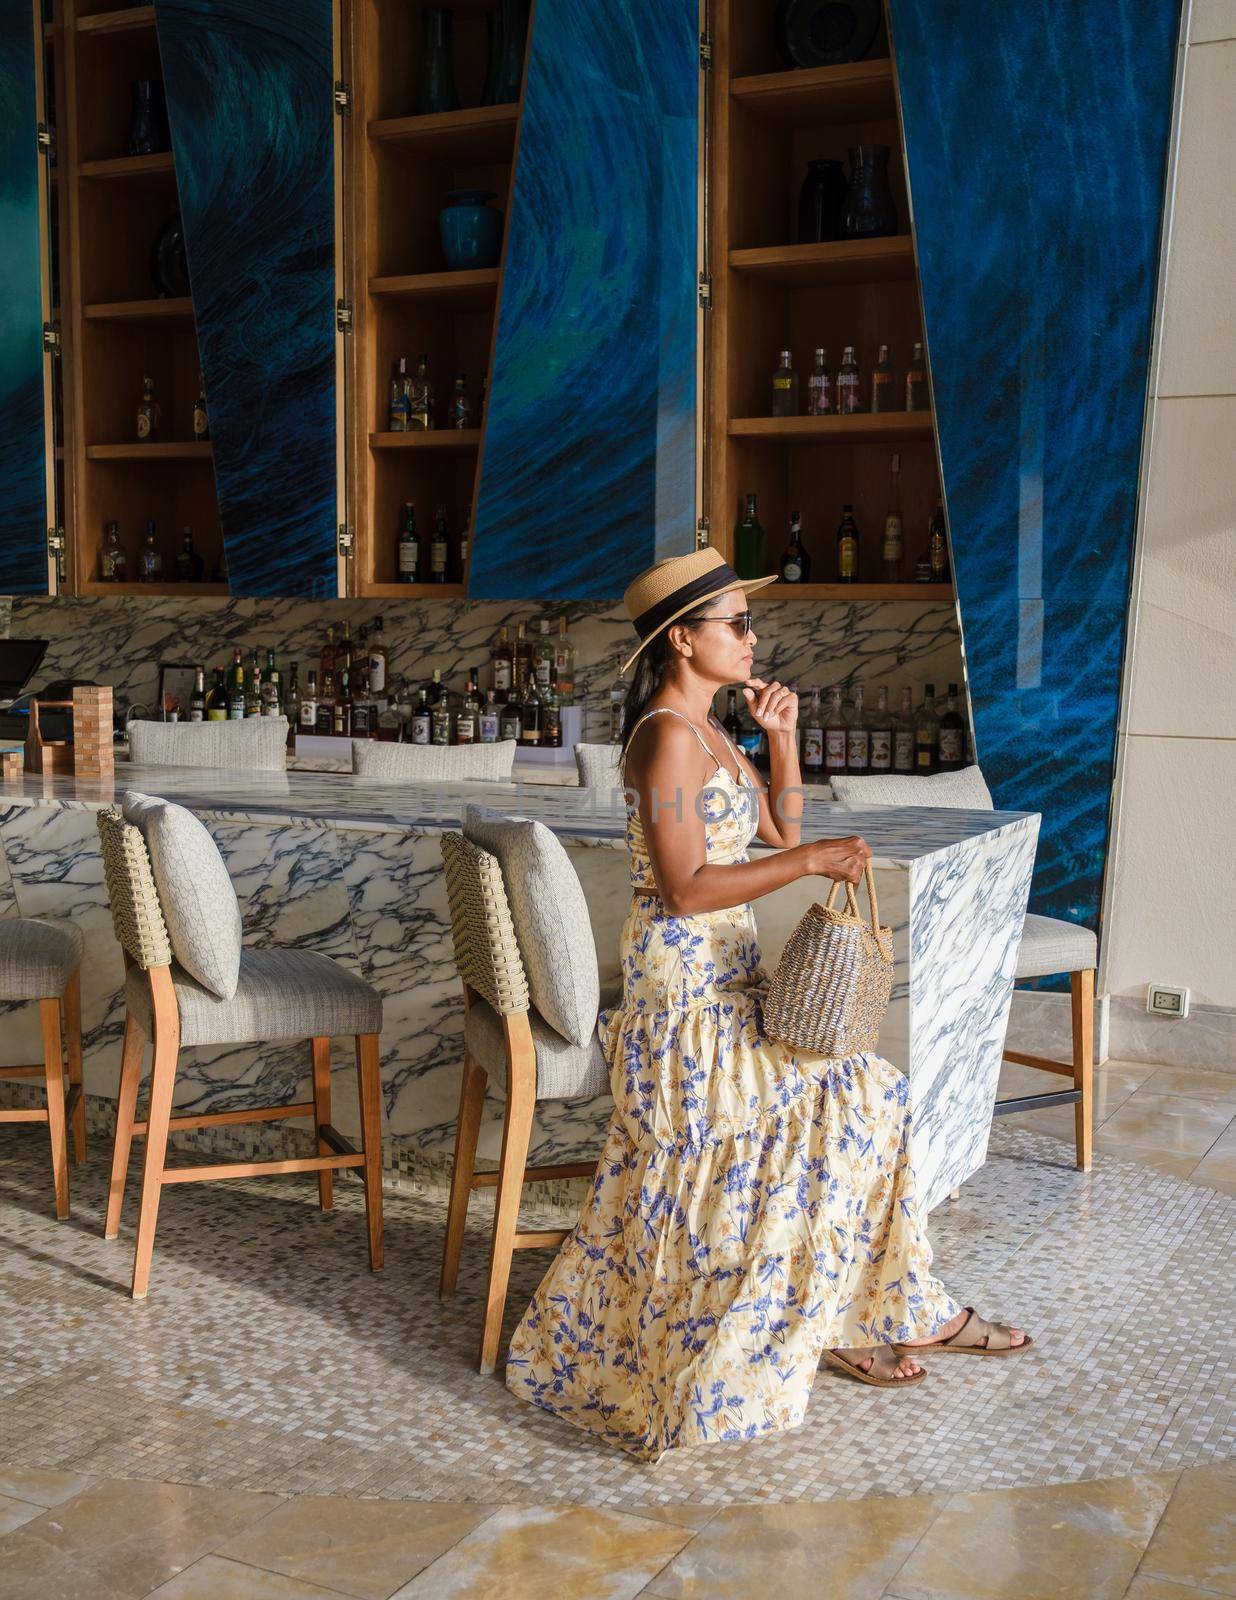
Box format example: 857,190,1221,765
335,299,353,334
695,515,710,550
697,273,712,310
47,526,65,556
36,121,54,156
699,32,712,70
337,523,355,557
42,322,61,354
333,80,351,115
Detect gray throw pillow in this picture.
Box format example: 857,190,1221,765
463,806,599,1047
121,791,242,1000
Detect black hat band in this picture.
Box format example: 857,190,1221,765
632,562,742,641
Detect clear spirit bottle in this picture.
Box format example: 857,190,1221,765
845,682,870,772
802,686,824,777
869,685,894,771
837,345,861,415
807,347,831,415
138,520,162,582
553,616,576,703
448,374,471,430
409,353,434,430
824,685,847,776
894,686,916,772
389,357,412,431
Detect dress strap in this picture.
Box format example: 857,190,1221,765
622,706,717,761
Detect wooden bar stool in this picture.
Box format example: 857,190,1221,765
97,796,385,1299
0,918,87,1218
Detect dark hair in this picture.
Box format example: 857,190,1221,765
618,600,715,775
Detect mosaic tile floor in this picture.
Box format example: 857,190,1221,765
2,1111,1233,1512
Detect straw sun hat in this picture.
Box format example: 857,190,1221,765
619,548,775,675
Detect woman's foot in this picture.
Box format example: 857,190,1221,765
825,1345,926,1384
901,1306,1028,1351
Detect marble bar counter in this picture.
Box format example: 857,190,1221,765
0,765,1038,1211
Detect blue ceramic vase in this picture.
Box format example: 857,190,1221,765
440,189,503,270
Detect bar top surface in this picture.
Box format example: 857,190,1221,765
0,762,1036,863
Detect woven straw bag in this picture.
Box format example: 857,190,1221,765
763,864,894,1056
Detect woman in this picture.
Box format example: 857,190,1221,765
506,550,1030,1462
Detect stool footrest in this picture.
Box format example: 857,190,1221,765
0,1064,50,1079
471,1160,596,1190
131,1100,317,1136
993,1089,1083,1115
1002,1049,1076,1077
513,1229,570,1249
0,1106,49,1123
160,1152,367,1185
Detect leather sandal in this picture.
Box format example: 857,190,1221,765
897,1306,1033,1357
821,1345,928,1388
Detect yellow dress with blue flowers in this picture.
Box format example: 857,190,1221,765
506,708,960,1461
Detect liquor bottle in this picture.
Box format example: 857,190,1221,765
608,683,625,743
351,664,372,738
937,683,966,771
870,344,893,412
837,345,861,415
779,510,811,583
138,520,162,582
915,682,939,773
491,626,513,699
499,684,523,744
456,672,480,743
101,520,127,582
519,674,542,746
801,686,824,777
455,501,471,583
431,680,453,745
429,506,450,584
905,341,927,411
723,688,743,744
771,349,798,417
409,353,434,430
882,452,903,583
388,357,412,431
337,620,354,678
824,685,847,777
175,526,204,582
448,374,471,430
553,615,576,703
227,650,246,720
427,665,445,706
532,619,554,692
300,670,319,733
845,683,870,772
928,497,950,582
333,669,353,737
734,493,764,580
513,621,531,687
246,650,262,717
126,79,162,156
192,374,209,441
366,616,388,697
479,689,500,743
806,347,831,415
869,685,894,771
894,686,916,772
397,502,420,583
285,662,299,727
260,648,281,716
541,673,562,748
316,670,335,735
136,374,161,441
411,688,432,745
189,666,206,722
836,503,860,583
320,623,336,684
206,667,229,722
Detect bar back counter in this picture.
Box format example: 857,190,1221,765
0,765,1038,1212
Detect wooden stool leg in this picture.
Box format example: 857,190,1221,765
1071,967,1095,1171
131,972,179,1299
311,1036,333,1212
106,1013,146,1239
480,1022,535,1375
40,998,69,1220
441,1053,487,1301
63,969,86,1164
355,1033,384,1271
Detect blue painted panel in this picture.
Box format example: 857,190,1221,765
0,0,48,594
889,0,1180,939
154,0,337,598
469,0,698,601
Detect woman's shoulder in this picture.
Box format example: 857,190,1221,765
625,705,710,772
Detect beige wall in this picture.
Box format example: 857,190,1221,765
1104,8,1236,1008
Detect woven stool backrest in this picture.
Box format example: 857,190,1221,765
97,805,173,970
440,831,529,1016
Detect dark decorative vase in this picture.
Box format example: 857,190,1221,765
774,0,881,69
797,158,848,243
415,6,459,116
440,189,503,270
841,144,897,238
150,213,190,298
482,0,529,106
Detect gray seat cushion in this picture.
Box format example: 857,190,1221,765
463,807,599,1047
128,717,289,771
830,768,995,809
0,917,84,1000
464,996,612,1100
122,791,243,1000
1015,912,1098,979
574,743,624,788
125,948,382,1047
353,740,517,781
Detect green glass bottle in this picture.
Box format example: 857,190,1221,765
734,493,765,580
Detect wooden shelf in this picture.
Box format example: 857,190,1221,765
76,5,156,34
729,236,915,286
369,430,481,451
729,413,935,443
79,151,175,181
86,442,213,462
83,296,195,325
368,268,499,307
730,59,895,124
81,581,230,597
362,582,467,599
367,103,518,159
752,582,954,601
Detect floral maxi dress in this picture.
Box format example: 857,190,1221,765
505,708,961,1462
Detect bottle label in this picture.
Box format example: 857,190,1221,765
189,708,204,723
870,730,892,769
803,729,824,768
300,702,317,729
838,535,858,579
883,516,903,560
939,729,964,762
353,704,370,736
431,541,447,573
368,655,386,693
207,709,227,723
846,731,869,769
916,743,933,769
398,543,418,573
807,376,830,415
456,719,476,744
837,376,860,414
825,729,847,769
535,660,551,689
137,411,151,439
782,559,802,582
894,730,915,770
193,406,208,440
480,712,499,742
493,660,512,690
772,377,792,390
411,714,431,745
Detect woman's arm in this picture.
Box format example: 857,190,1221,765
628,716,869,917
721,678,804,849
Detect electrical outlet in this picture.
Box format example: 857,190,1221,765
1147,984,1189,1019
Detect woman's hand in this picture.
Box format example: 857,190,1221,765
744,677,798,734
804,834,871,884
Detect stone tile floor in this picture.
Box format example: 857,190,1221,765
1,1057,1233,1598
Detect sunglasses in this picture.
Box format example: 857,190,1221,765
693,610,753,638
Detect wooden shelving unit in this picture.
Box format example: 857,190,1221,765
709,1,947,596
57,0,224,594
347,0,529,593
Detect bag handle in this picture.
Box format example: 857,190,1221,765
824,862,881,935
